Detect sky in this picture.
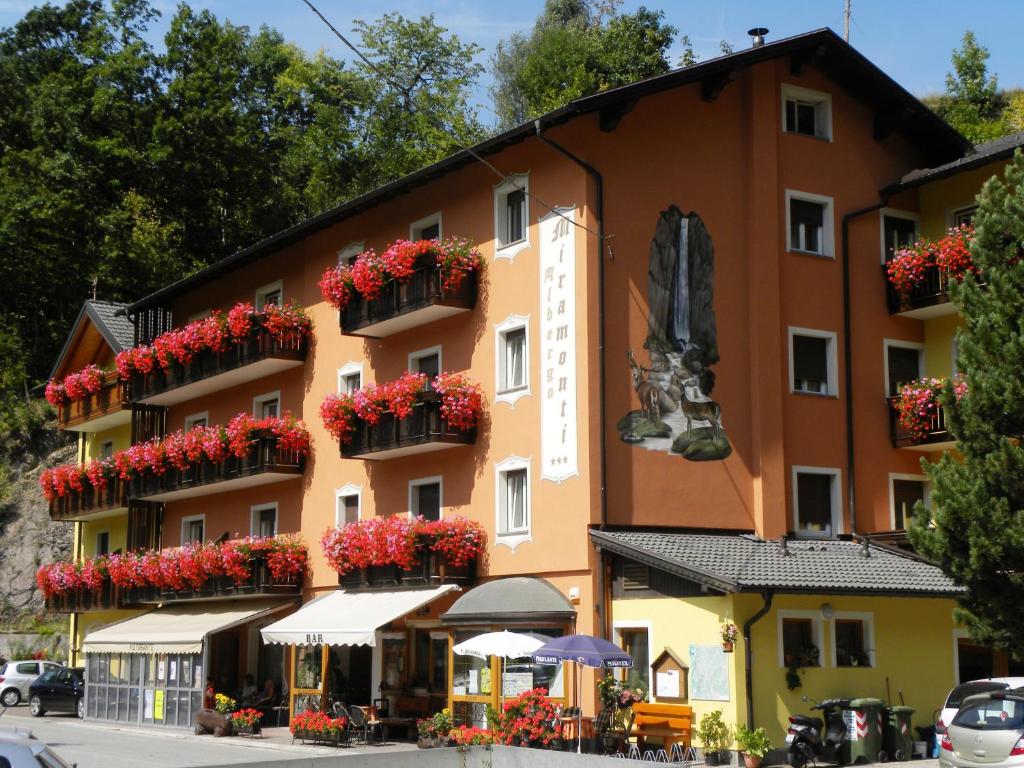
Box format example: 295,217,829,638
2,0,1024,123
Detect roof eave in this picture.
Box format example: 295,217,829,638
735,584,964,598
589,530,737,593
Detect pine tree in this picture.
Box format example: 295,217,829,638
911,151,1024,655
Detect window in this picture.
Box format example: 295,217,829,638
782,84,832,140
409,346,441,384
619,628,651,691
834,618,871,667
495,456,532,549
335,488,360,526
793,466,841,537
410,212,442,241
255,281,282,309
891,475,928,530
181,515,204,545
496,316,530,404
337,362,363,394
881,212,918,263
777,611,824,667
184,412,208,431
494,175,529,256
789,328,838,396
253,391,280,418
251,504,277,538
500,470,528,532
952,205,977,227
96,531,110,556
786,191,834,257
954,698,1024,730
16,662,39,675
99,440,114,459
409,477,442,521
338,242,364,267
885,342,923,396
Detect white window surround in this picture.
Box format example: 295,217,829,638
878,208,920,264
408,345,443,375
250,502,278,537
338,242,365,265
410,212,443,241
255,280,283,309
495,314,531,407
791,465,843,538
612,620,655,696
494,174,531,261
408,476,444,519
888,473,930,531
334,484,363,526
788,326,839,397
785,189,836,258
776,609,826,668
181,514,205,545
253,390,281,418
337,361,364,394
882,339,925,396
495,455,532,551
184,411,209,431
780,83,833,141
829,611,876,668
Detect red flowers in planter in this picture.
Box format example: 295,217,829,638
434,372,484,431
45,364,105,407
490,688,562,746
226,413,311,458
887,225,976,296
892,375,968,442
421,516,487,568
290,710,348,737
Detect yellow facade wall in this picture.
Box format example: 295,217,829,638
70,608,146,668
84,422,131,461
917,160,1005,239
923,313,962,380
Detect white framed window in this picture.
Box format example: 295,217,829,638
792,465,842,538
879,208,919,264
777,609,825,667
408,476,443,521
184,412,209,431
337,361,363,394
495,456,531,549
495,315,530,405
889,473,929,531
255,280,283,309
612,621,653,694
781,84,832,140
883,340,924,396
253,391,281,418
494,174,530,259
409,345,442,382
830,611,875,668
99,440,114,459
250,503,278,538
786,190,835,257
788,327,838,396
181,514,205,545
95,531,110,557
410,212,442,241
949,204,977,228
338,242,364,267
335,484,362,526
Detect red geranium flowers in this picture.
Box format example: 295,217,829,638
887,225,976,296
45,364,105,407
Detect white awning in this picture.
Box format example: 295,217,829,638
82,600,289,655
260,585,459,647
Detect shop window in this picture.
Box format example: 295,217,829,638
882,213,918,263
96,531,110,556
253,391,280,419
251,504,277,538
793,467,840,537
885,343,923,396
786,191,834,257
181,515,204,545
413,630,449,692
255,280,282,309
494,175,529,256
779,614,822,667
619,627,651,691
411,213,442,241
409,477,442,521
833,615,874,667
782,84,832,140
790,328,838,396
336,488,360,526
891,476,928,530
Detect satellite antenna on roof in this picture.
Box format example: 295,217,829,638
747,28,769,48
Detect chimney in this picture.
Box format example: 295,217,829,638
779,534,789,557
748,27,769,48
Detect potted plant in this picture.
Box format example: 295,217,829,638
735,725,771,768
229,708,263,737
721,623,738,653
431,707,454,747
417,718,437,748
696,709,732,765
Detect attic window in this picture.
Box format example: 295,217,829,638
781,84,832,140
622,563,650,590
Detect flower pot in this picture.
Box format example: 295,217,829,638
743,754,763,768
722,641,734,653
705,750,720,766
418,736,435,749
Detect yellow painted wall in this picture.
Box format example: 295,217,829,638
918,159,1007,238
80,516,129,559
84,423,131,461
923,314,963,380
70,608,145,668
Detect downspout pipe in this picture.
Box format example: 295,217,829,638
743,590,773,727
840,197,888,536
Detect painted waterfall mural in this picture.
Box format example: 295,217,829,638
617,205,732,461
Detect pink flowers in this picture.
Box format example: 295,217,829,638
434,372,484,431
887,225,976,296
892,375,967,442
225,413,311,458
44,364,105,407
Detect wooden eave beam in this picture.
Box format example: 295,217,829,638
599,99,637,132
701,70,735,102
789,43,828,76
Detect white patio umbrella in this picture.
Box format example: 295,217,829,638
452,631,546,705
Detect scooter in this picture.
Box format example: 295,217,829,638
786,695,850,768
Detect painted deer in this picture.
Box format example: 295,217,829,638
627,350,664,424
679,375,722,439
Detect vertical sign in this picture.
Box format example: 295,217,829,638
540,207,579,482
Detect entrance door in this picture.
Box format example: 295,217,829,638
210,632,240,696
327,645,373,705
958,637,994,683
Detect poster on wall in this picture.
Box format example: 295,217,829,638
154,690,165,721
618,206,732,461
688,644,730,701
144,689,154,719
539,207,579,482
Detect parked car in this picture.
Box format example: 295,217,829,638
0,736,73,768
941,687,1024,768
28,667,84,719
938,678,1024,735
0,660,62,707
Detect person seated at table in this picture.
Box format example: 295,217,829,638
256,678,277,708
240,674,258,706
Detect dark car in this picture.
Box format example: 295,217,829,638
28,667,84,719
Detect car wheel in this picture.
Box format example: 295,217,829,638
76,697,85,719
0,688,19,707
29,694,45,717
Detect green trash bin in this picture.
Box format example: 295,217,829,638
883,705,915,761
841,698,886,764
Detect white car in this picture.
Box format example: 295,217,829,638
938,679,1024,737
0,661,62,707
0,737,73,768
940,688,1024,768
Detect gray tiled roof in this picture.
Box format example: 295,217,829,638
86,301,134,351
891,131,1024,190
590,529,964,596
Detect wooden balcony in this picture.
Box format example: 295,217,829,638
49,476,128,523
44,580,117,613
340,258,477,337
128,434,304,502
341,392,476,460
55,372,130,433
887,395,956,451
129,327,306,406
338,554,476,591
884,263,959,319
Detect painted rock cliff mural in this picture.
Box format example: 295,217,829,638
618,205,732,461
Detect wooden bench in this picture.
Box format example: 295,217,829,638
630,702,693,749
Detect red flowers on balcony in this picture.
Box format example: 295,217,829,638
886,225,976,295
318,238,483,312
320,515,486,575
892,375,967,442
44,364,104,407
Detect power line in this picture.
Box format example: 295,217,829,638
298,0,608,243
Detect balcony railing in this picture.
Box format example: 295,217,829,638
55,372,130,433
49,476,127,523
341,392,476,460
44,580,117,613
338,552,476,591
130,327,306,406
887,395,954,449
128,434,305,502
340,258,477,337
884,263,958,319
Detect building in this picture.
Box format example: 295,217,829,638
38,28,997,739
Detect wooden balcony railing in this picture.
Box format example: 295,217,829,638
55,372,129,433
49,476,128,523
129,327,307,406
341,392,477,460
887,395,954,449
340,258,477,338
128,434,305,502
44,580,117,613
339,552,476,591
